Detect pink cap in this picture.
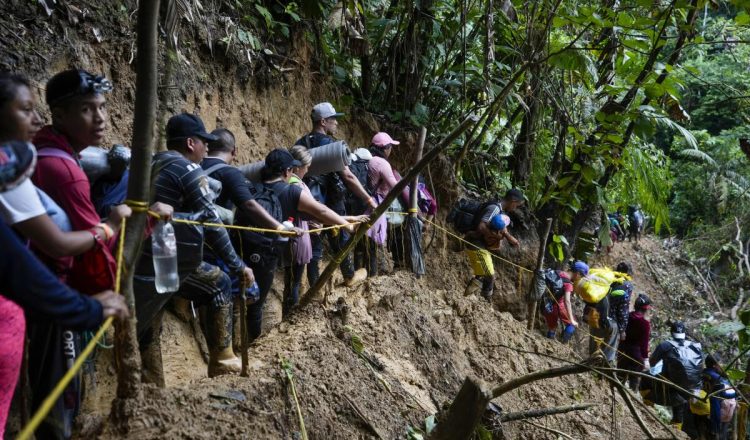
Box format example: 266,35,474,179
371,132,400,147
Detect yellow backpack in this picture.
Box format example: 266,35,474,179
576,267,631,304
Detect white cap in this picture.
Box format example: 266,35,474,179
311,102,344,121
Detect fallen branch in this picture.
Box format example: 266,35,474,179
500,403,596,422
683,257,722,310
610,380,655,439
644,256,671,300
344,396,385,439
491,358,599,398
522,420,576,439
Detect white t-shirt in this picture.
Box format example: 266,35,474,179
0,178,46,225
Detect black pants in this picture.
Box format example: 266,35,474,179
309,229,355,283
245,249,278,341
354,237,378,276
26,322,80,440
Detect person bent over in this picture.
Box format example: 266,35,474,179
540,268,578,342
571,261,619,364
464,213,513,300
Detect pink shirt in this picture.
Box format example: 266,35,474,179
367,156,398,199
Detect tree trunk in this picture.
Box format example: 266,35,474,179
114,0,161,400
427,377,491,440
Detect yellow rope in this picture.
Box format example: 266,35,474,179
421,216,534,274
17,218,128,440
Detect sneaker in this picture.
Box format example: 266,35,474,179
344,268,368,287
463,278,482,296
0,141,36,192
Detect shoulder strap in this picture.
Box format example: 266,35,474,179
203,162,230,177
305,134,313,149
37,148,78,165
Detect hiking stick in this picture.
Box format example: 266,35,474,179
239,278,249,377
498,402,596,422
526,218,553,330
298,115,478,310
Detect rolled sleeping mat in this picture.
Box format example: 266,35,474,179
239,141,353,182
79,145,132,183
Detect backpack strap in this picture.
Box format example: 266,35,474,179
37,148,79,165
203,162,230,177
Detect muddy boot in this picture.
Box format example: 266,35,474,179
344,268,368,287
206,303,241,378
464,278,482,296
140,310,166,387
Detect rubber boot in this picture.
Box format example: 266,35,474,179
546,330,556,339
207,303,242,378
141,310,166,387
562,324,576,343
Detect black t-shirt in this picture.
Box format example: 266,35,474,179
201,157,255,210
294,132,335,149
267,180,303,221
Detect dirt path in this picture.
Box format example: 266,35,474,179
87,233,688,439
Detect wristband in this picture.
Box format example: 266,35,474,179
97,222,114,240
88,228,103,245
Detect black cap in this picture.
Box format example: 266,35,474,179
265,148,301,172
671,321,686,338
504,188,525,202
166,113,218,144
615,262,632,274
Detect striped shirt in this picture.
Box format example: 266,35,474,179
152,151,245,273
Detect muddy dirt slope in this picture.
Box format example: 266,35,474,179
87,233,685,440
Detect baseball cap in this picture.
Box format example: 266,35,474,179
671,321,686,339
634,293,652,310
0,141,36,193
166,113,219,144
311,102,344,121
489,214,511,231
504,188,525,202
571,261,589,276
265,148,302,172
371,132,400,147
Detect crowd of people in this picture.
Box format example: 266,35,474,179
452,196,737,439
0,66,738,440
0,69,437,438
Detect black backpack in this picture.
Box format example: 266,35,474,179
664,340,703,391
345,157,372,215
544,269,566,299
447,199,498,233
247,182,283,224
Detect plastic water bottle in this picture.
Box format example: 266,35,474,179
246,282,260,304
152,221,179,294
278,217,294,242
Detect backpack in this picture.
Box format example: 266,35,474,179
447,199,498,233
544,269,566,300
345,157,372,215
664,340,703,391
247,182,283,224
202,162,236,224
717,377,738,422
416,182,437,216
